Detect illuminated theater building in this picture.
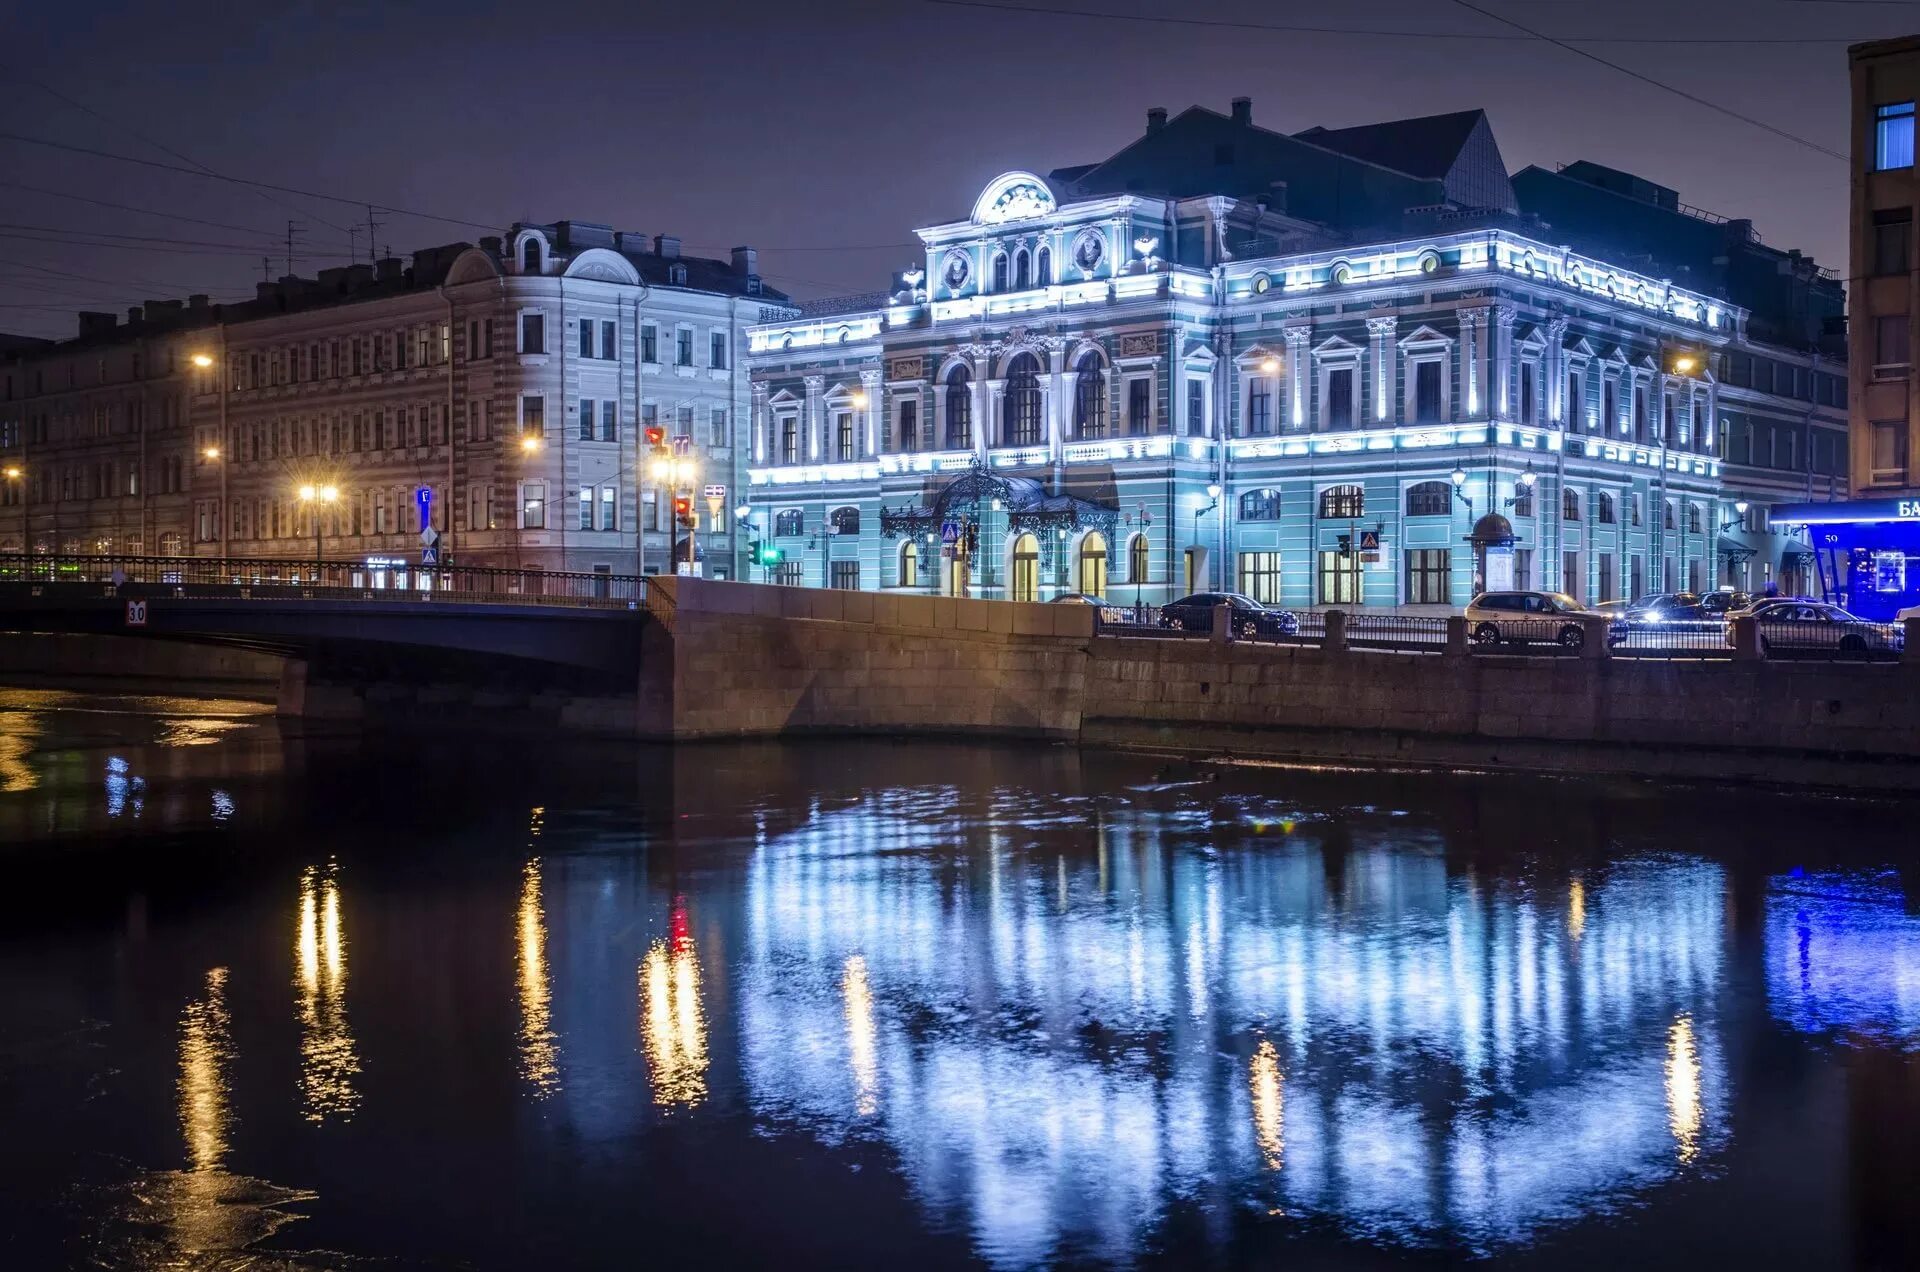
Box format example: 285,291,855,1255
744,101,1846,605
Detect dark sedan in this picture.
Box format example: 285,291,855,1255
1158,592,1301,638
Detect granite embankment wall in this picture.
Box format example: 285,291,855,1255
640,575,1091,739
646,578,1920,789
0,631,283,698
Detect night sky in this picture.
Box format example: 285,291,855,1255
0,0,1906,340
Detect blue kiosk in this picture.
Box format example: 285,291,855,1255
1770,497,1920,620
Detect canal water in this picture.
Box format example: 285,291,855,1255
2,688,1918,1270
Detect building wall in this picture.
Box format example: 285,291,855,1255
1850,36,1920,498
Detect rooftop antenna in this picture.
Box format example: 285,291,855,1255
348,225,360,263
284,219,305,278
261,256,271,283
365,205,383,265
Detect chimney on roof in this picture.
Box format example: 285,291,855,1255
731,246,757,277
480,235,502,256
654,234,680,259
1146,106,1167,135
1230,96,1251,126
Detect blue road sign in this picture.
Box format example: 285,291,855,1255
941,520,959,544
1358,529,1381,551
415,486,433,533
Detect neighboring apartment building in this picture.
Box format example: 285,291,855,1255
1851,35,1920,496
0,224,793,578
743,101,1845,607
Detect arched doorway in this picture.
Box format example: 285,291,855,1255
1078,531,1108,598
899,540,918,588
1010,533,1040,602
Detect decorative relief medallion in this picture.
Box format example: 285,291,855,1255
888,356,925,381
1071,230,1105,276
943,250,972,293
1118,332,1160,358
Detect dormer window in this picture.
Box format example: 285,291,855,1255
669,263,687,286
521,237,541,274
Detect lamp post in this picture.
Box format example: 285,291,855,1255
297,483,339,582
1126,502,1153,614
1196,484,1221,592
1450,466,1475,516
1719,500,1750,534
3,465,23,565
1502,463,1538,509
191,349,227,561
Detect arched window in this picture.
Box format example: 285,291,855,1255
774,509,803,537
1562,488,1581,521
521,237,541,274
1318,484,1364,519
829,506,860,535
1035,247,1052,286
946,364,972,447
1596,491,1616,524
1239,488,1283,521
1003,353,1043,446
1014,249,1030,291
1128,533,1150,584
899,540,918,588
1072,351,1106,439
992,254,1009,292
157,530,185,556
1078,531,1108,598
1664,499,1677,531
1404,480,1451,517
1010,533,1040,602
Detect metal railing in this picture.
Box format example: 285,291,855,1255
1465,618,1591,657
1608,620,1732,660
0,553,647,610
1345,614,1448,654
1755,617,1903,663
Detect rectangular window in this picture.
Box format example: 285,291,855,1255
710,332,728,369
1871,419,1909,485
1604,379,1618,433
521,482,546,530
1317,549,1362,604
830,560,860,590
899,399,919,451
1519,362,1535,424
835,412,854,461
1326,368,1353,430
773,560,803,587
521,312,545,354
641,324,658,363
579,487,594,530
1414,361,1442,423
1513,548,1533,591
677,404,694,439
467,484,492,532
600,486,617,531
1598,553,1616,604
579,397,595,441
1186,379,1205,436
601,320,617,360
1127,378,1150,435
710,406,727,448
1633,386,1647,441
1247,379,1272,436
1566,370,1582,430
522,395,543,435
1404,549,1451,605
1875,315,1910,377
1562,551,1582,602
602,400,617,442
1238,551,1282,604
676,328,693,366
781,415,798,465
1876,101,1915,171
579,318,594,358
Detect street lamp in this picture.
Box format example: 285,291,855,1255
191,347,228,559
1502,463,1537,509
1125,502,1154,614
1720,499,1750,534
1196,485,1221,592
297,483,339,580
1450,467,1475,515
3,465,23,561
520,433,542,454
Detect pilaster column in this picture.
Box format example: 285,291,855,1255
802,375,824,462
750,382,768,464
1458,308,1485,419
1365,317,1396,425
1703,377,1719,455
1545,318,1569,425
1284,327,1310,430
860,369,881,458
1047,345,1066,463
920,379,935,450
1492,305,1516,420
1654,372,1670,445
980,377,999,461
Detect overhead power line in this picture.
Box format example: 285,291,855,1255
0,179,301,241
918,0,1887,44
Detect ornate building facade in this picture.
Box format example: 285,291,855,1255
744,103,1846,607
0,223,792,578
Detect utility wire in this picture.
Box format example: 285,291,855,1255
918,0,1889,44
0,179,306,242
1445,0,1848,161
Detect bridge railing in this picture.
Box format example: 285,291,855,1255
0,553,647,609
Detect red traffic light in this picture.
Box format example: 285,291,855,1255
645,426,666,447
672,496,692,518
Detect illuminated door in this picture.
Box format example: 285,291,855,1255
1078,532,1107,598
1010,533,1039,602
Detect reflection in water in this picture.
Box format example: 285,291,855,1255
739,794,1731,1262
104,754,145,818
843,954,878,1116
179,967,233,1173
156,716,250,747
1767,871,1920,1046
516,858,561,1098
295,864,360,1121
1569,874,1587,941
640,903,708,1108
0,709,41,793
1666,1014,1702,1164
1250,1038,1284,1174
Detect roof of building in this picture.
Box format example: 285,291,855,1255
1293,109,1488,182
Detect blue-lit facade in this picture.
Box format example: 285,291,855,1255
745,112,1841,606
1769,497,1920,619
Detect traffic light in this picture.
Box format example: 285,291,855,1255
672,496,694,528
755,542,784,567
1337,533,1352,558
645,425,666,449
963,522,979,556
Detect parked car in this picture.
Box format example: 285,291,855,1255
1158,592,1301,638
1624,592,1706,623
1742,602,1904,656
1051,592,1128,624
1725,594,1817,622
1697,589,1753,618
1464,591,1619,649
